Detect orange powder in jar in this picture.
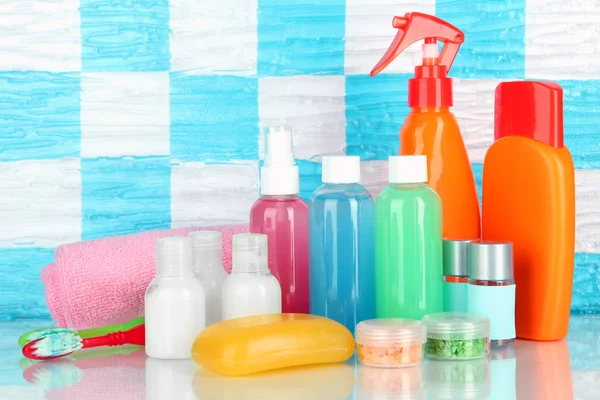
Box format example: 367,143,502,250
355,319,426,368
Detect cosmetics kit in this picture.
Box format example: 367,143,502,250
21,12,575,377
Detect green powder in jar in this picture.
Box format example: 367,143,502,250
426,337,488,359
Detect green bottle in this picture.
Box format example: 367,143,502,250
375,155,443,320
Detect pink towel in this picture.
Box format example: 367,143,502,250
41,225,247,330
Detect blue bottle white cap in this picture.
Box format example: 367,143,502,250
388,155,428,184
322,156,361,184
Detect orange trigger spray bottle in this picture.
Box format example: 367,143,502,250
371,12,480,240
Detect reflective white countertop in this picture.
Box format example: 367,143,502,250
1,315,598,399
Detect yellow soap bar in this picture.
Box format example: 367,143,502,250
191,313,355,376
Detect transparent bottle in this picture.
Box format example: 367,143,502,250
221,233,282,320
468,241,516,349
375,155,443,320
145,237,205,360
250,126,309,314
309,155,375,334
443,240,471,313
189,231,228,327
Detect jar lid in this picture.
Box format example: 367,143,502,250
422,313,490,339
356,319,426,344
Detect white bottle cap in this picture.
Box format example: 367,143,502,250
388,155,428,184
232,233,269,274
260,126,300,195
156,237,194,277
413,43,440,66
188,231,222,272
322,155,361,184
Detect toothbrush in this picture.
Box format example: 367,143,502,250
18,316,145,347
22,324,145,361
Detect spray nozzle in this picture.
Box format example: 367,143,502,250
264,126,295,168
260,126,300,196
371,12,464,77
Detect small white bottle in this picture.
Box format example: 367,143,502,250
145,237,206,359
189,231,228,326
222,233,282,320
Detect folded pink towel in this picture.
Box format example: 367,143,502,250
41,225,247,330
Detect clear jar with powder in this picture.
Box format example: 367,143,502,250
355,319,426,368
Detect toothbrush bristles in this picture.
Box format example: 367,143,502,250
25,328,76,343
30,332,83,359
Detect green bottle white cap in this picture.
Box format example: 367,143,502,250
388,155,428,184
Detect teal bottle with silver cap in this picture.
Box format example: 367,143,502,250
467,241,516,349
443,240,470,312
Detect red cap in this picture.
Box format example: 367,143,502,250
494,81,564,148
370,13,464,108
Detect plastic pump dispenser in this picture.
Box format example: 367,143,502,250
309,156,375,334
250,126,309,314
145,237,206,360
375,155,443,320
371,12,480,240
221,233,282,321
261,126,300,195
189,231,228,327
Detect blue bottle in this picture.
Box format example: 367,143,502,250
309,156,375,334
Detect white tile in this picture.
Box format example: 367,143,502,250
453,79,512,164
0,0,81,71
171,161,259,228
344,0,435,75
0,159,81,248
575,169,600,254
361,160,388,198
526,0,600,79
80,72,170,158
258,76,346,161
170,0,257,75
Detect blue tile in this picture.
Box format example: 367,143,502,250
472,163,483,205
345,74,408,160
298,160,322,202
560,80,600,169
436,0,526,79
82,156,171,240
572,253,600,314
0,248,54,320
0,72,80,161
257,0,346,76
170,74,259,162
80,0,170,72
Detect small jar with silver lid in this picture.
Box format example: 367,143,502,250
467,241,516,349
443,240,471,313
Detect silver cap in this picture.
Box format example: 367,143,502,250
469,241,514,281
443,240,471,276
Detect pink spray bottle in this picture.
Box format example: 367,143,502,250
250,126,309,314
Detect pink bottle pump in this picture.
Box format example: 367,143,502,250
249,127,309,314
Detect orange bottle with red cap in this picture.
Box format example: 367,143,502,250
371,12,480,240
482,81,575,341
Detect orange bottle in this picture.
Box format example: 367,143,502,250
482,81,575,341
371,12,480,239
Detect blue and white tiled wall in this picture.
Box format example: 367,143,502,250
0,0,598,319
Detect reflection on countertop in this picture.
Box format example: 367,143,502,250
3,315,600,399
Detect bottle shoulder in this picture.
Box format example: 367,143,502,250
309,183,373,203
376,184,441,208
251,195,307,210
486,136,574,168
223,273,281,293
403,109,459,126
145,277,205,298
